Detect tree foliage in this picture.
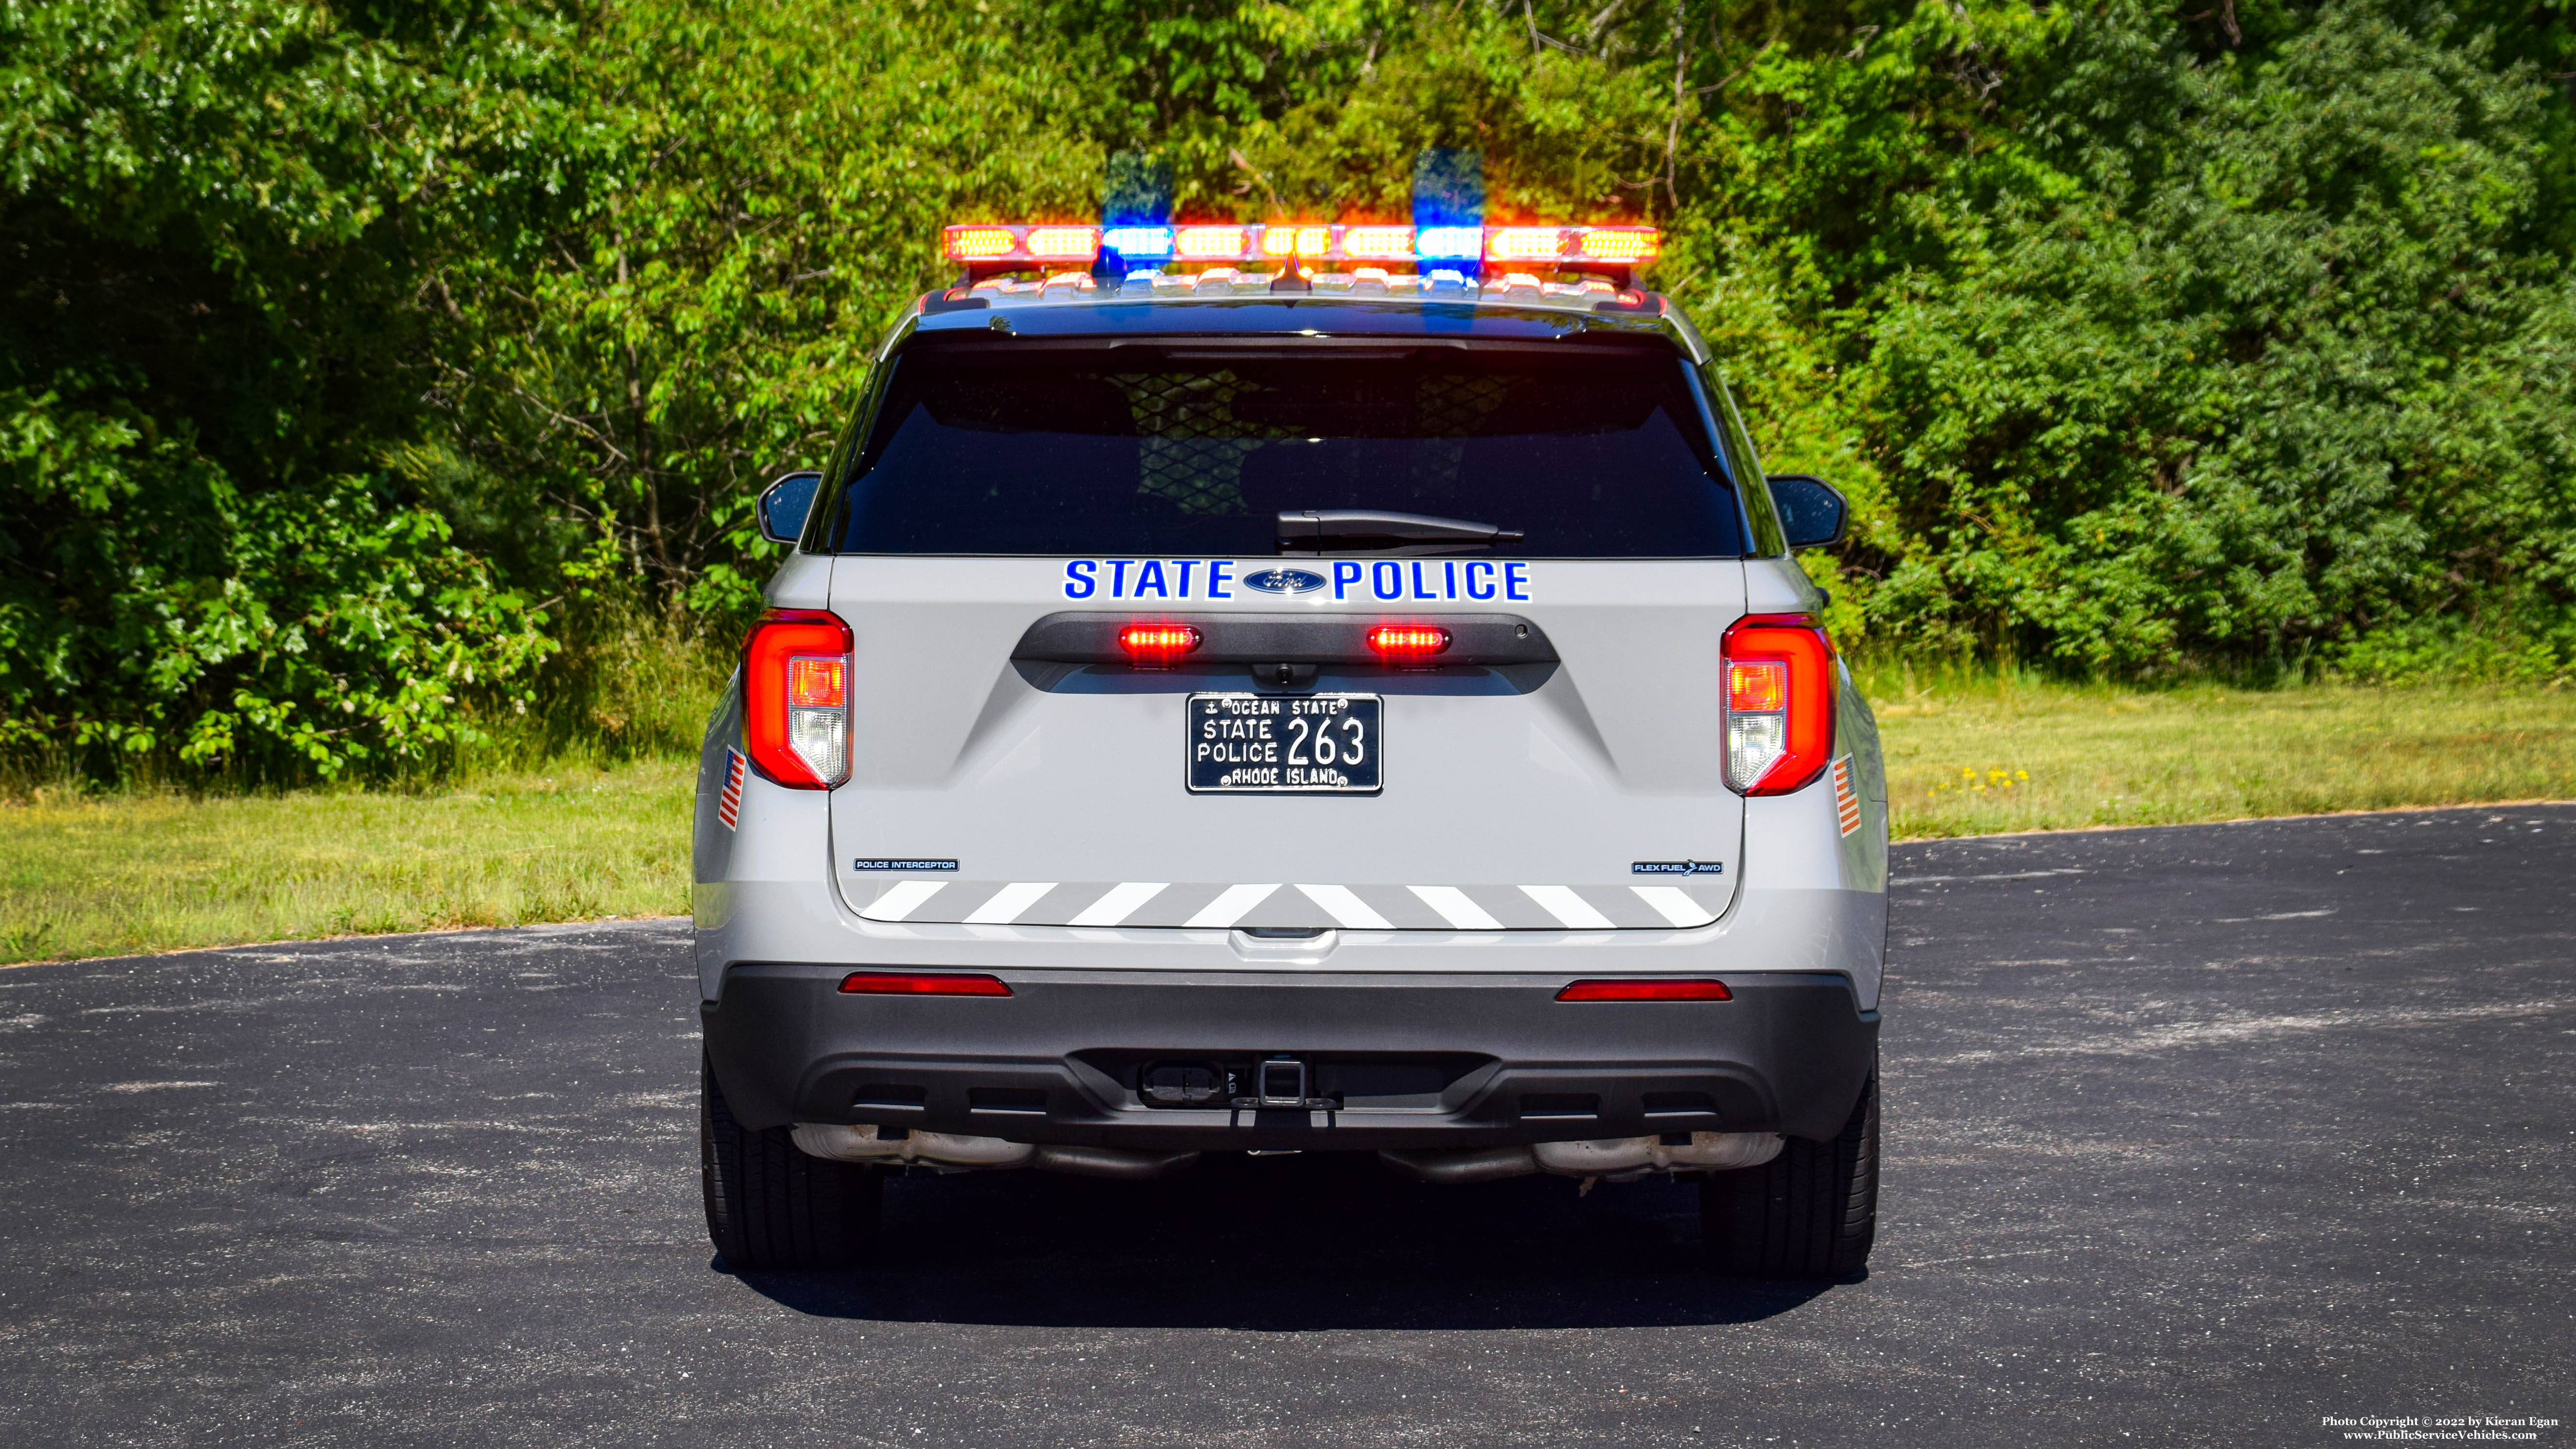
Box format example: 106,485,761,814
5,0,2572,780
0,0,566,774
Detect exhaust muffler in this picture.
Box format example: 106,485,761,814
1379,1131,1783,1184
790,1125,1199,1180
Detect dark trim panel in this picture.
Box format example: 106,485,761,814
703,966,1878,1150
1011,611,1558,667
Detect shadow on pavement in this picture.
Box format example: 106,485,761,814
724,1150,1839,1330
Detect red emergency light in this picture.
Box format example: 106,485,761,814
941,224,1103,268
1119,624,1202,666
1366,625,1452,660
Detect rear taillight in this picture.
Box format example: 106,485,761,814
838,971,1012,997
745,608,852,789
1367,625,1451,660
1119,624,1201,667
1722,613,1833,795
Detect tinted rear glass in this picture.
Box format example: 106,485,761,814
820,342,1748,556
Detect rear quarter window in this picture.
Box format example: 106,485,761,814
818,340,1751,557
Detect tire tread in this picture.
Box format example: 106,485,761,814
1701,1073,1878,1279
701,1052,878,1270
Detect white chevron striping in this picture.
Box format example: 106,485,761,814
1408,885,1503,930
1521,884,1614,930
1297,883,1392,930
1069,881,1169,927
964,881,1057,925
1183,883,1280,929
1630,885,1717,928
867,879,1717,930
859,880,948,922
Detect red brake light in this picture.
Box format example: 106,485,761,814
745,608,852,789
1556,978,1732,1002
1721,613,1833,796
1119,624,1201,666
1367,625,1451,659
838,971,1012,997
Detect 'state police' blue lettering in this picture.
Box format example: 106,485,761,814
1062,558,1531,603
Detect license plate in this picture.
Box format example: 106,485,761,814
1187,693,1382,793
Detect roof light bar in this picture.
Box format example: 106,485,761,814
945,223,1660,274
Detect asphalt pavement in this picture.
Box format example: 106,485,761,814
0,805,2569,1447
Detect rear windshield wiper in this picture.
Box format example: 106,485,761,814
1276,509,1524,555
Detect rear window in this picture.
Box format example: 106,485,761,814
819,341,1749,556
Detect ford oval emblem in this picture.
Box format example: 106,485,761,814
1240,568,1327,595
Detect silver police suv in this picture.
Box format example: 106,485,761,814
694,231,1887,1278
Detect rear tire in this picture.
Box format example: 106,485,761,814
1700,1071,1878,1279
701,1051,880,1270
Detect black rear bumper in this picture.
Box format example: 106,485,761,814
702,966,1878,1150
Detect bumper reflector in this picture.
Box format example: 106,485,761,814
839,972,1013,997
1556,978,1732,1002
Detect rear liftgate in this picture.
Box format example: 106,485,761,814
820,571,1747,933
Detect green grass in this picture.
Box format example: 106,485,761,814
3,672,2571,965
1863,663,2576,839
0,763,695,966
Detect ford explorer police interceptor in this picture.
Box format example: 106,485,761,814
695,219,1886,1278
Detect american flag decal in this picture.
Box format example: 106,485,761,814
718,748,747,831
1832,755,1861,837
